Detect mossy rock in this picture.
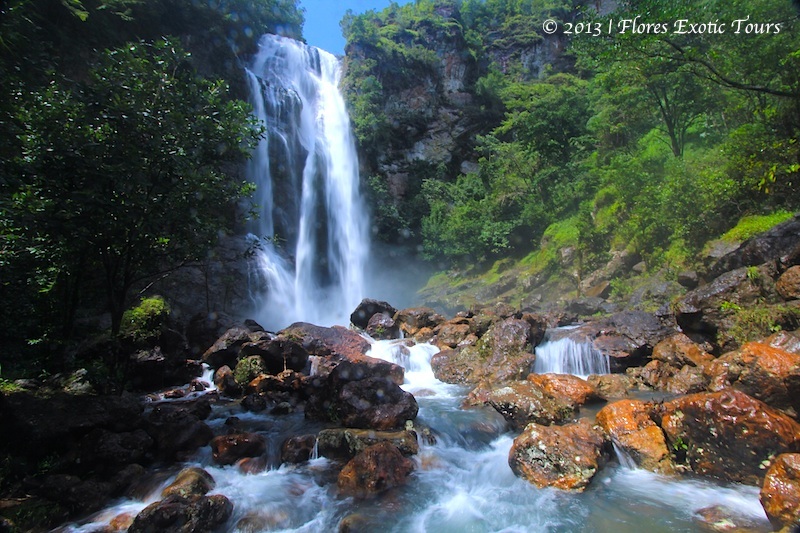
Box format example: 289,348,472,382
234,356,268,385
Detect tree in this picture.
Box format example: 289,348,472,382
8,39,262,335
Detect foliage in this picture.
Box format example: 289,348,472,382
3,39,261,339
120,296,170,341
726,302,800,347
720,211,795,243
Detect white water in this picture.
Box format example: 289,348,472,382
64,338,770,532
534,336,610,377
245,34,369,331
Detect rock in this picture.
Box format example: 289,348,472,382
760,453,800,530
435,322,471,349
393,307,445,338
281,434,318,464
210,432,267,466
777,267,800,300
705,341,800,414
233,355,268,386
652,333,715,369
565,297,608,317
365,313,400,340
508,418,606,491
586,374,634,399
145,400,214,461
486,381,576,429
596,400,674,474
161,467,215,499
693,505,767,532
658,389,800,485
78,428,154,470
350,299,398,330
677,270,699,289
765,329,800,354
675,265,781,353
241,393,267,412
557,311,674,371
430,347,478,384
213,365,241,397
337,377,418,430
316,428,419,460
238,332,309,374
665,365,708,395
337,442,415,498
247,370,305,405
236,456,268,475
525,373,601,408
186,311,237,358
708,213,800,279
585,281,612,299
202,325,253,369
128,494,233,533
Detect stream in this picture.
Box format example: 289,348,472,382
61,337,773,532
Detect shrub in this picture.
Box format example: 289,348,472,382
120,296,170,341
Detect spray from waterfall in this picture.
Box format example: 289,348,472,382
533,336,610,377
245,35,369,330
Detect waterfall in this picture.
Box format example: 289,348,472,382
533,336,610,377
245,34,369,330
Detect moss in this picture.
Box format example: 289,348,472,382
726,302,800,347
234,355,268,385
720,211,793,242
540,217,579,250
120,295,170,341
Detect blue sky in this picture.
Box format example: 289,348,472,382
299,0,400,55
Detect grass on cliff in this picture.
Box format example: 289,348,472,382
720,211,794,242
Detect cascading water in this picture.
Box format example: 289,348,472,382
245,34,369,330
534,333,610,377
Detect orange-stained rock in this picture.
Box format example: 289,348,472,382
487,381,576,429
652,333,715,369
435,323,471,349
760,453,800,530
337,442,415,498
705,341,800,414
596,400,674,474
393,307,445,338
776,265,800,300
210,432,267,466
160,467,215,499
525,373,601,408
508,418,606,491
658,389,800,485
587,374,634,399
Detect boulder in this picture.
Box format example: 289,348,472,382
202,325,254,369
280,434,318,464
707,213,800,279
765,329,800,354
316,428,419,460
145,400,214,461
657,389,800,485
776,265,800,300
186,312,237,358
651,333,715,369
128,494,233,533
337,442,415,498
430,347,480,384
508,418,606,491
213,365,241,397
238,332,308,374
241,393,267,412
486,381,576,429
233,355,268,386
161,467,215,499
435,322,471,349
596,400,674,474
78,428,154,470
247,370,305,405
705,341,800,414
210,432,267,466
525,373,601,408
394,307,445,338
760,453,800,530
365,313,400,340
586,374,635,399
336,377,418,430
350,299,398,330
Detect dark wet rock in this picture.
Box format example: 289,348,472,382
394,307,445,338
233,355,268,386
486,381,576,429
430,347,478,384
241,393,267,412
337,442,415,499
247,370,306,405
677,270,700,289
282,322,371,360
693,505,768,532
186,312,237,358
708,213,800,279
236,456,268,475
210,432,267,466
244,319,265,332
705,341,800,415
161,467,215,499
509,418,606,491
145,400,213,461
777,265,800,300
350,298,398,330
675,265,782,353
586,374,634,399
525,373,601,408
128,494,233,533
202,325,256,369
556,311,674,371
213,365,241,397
281,434,318,464
760,453,800,530
78,428,154,469
658,389,800,485
596,399,674,474
316,428,419,460
564,297,607,317
238,332,308,375
235,510,291,532
365,313,400,340
336,377,418,430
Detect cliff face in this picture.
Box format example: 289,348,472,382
341,1,608,246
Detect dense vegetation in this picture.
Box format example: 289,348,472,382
0,0,304,373
343,0,800,279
